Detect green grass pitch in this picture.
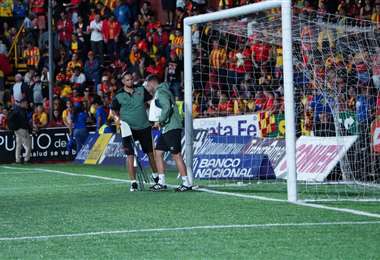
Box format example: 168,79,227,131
0,163,379,259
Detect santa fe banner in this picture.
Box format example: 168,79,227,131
193,114,261,137
275,136,358,182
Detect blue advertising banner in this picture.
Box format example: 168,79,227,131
193,154,275,180
192,134,276,180
240,138,286,170
74,133,99,164
98,134,126,166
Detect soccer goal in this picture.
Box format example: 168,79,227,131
183,0,380,202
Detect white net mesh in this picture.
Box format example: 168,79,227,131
190,7,380,201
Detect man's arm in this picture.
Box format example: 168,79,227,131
157,90,172,125
111,95,121,115
143,87,153,102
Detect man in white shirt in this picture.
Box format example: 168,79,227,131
70,67,86,87
90,14,104,64
12,74,26,104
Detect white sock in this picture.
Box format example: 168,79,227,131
158,174,166,185
131,180,137,184
152,173,158,179
181,176,190,187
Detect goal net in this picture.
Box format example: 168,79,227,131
184,1,380,202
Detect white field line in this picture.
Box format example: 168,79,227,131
196,187,285,202
303,198,380,202
303,181,380,189
2,166,380,219
0,182,124,192
295,202,380,219
1,166,132,184
0,171,40,175
0,221,379,242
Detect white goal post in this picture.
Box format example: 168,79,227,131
183,0,298,202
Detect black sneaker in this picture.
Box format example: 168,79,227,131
149,183,167,191
153,176,159,184
175,185,192,192
130,182,138,192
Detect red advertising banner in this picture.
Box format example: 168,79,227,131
275,136,357,182
371,119,380,154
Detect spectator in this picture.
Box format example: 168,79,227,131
24,66,36,86
114,0,131,36
30,0,46,32
70,66,86,88
70,33,82,55
0,47,11,104
82,87,93,111
84,51,101,85
0,106,8,130
209,39,227,88
32,104,48,132
102,14,121,60
98,75,111,97
161,0,176,26
165,51,183,98
71,88,84,104
49,109,64,127
217,91,232,116
56,49,69,74
23,42,40,69
56,11,74,52
250,37,271,80
75,15,90,60
140,1,153,24
30,74,44,106
67,52,83,78
171,29,184,59
90,14,104,64
153,25,170,54
372,3,380,24
71,102,88,152
360,0,373,20
11,74,27,104
373,47,380,90
13,0,27,28
62,100,73,129
93,96,107,131
110,54,127,76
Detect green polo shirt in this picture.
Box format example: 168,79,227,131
155,83,182,134
112,86,151,130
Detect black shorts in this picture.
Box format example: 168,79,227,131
155,129,182,154
122,127,153,155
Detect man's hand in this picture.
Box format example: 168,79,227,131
153,122,161,129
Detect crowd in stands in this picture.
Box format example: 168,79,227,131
191,0,380,139
0,0,379,140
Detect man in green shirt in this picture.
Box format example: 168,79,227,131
111,71,158,192
146,75,192,192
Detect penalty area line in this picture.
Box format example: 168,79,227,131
0,221,380,242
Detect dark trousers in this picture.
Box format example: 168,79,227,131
91,40,104,64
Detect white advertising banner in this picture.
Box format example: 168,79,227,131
275,136,358,182
193,114,261,137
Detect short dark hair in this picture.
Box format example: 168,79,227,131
120,70,132,79
146,74,159,82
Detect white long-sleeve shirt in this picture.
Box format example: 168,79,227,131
90,20,103,42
